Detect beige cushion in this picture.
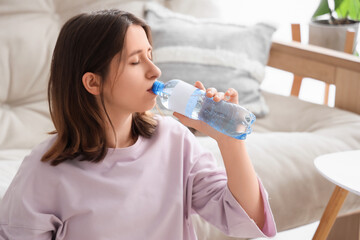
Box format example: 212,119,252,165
255,91,360,133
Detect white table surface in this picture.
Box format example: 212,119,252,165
314,150,360,196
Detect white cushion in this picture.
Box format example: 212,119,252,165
0,8,57,149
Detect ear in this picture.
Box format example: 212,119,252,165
82,72,101,95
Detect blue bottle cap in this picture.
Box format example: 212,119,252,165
151,80,165,95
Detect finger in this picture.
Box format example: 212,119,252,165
224,88,239,104
194,81,206,91
205,88,217,98
213,92,225,102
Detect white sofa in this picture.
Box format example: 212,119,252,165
1,0,360,239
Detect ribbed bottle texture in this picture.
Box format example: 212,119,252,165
152,79,255,140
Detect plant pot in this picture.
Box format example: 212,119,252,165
309,20,359,52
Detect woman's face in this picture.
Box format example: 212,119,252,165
102,24,161,116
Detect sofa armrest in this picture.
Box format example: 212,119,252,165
267,40,360,114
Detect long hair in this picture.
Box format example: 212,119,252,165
42,9,157,166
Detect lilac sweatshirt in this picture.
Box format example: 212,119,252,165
0,116,276,239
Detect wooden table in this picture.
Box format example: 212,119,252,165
313,150,360,240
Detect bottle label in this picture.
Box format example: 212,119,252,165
168,81,197,115
185,88,203,118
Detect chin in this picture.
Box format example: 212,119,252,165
148,99,157,110
140,101,157,113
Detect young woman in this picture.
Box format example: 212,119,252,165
0,9,276,239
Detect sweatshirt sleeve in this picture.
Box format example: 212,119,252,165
0,186,61,240
184,139,276,238
0,153,63,240
0,223,56,240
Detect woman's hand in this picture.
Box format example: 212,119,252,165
173,81,239,141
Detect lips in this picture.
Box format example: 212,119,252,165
147,87,155,94
147,84,155,93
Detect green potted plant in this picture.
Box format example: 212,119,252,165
309,0,359,53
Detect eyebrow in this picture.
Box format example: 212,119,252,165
128,47,152,57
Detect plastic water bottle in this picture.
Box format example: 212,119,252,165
152,79,256,140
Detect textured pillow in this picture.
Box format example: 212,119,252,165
145,3,276,117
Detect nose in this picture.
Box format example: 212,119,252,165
146,60,161,80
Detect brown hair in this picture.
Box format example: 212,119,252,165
42,9,157,166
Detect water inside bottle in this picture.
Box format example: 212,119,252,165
187,91,255,139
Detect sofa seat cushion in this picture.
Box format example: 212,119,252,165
192,91,360,238
254,91,360,133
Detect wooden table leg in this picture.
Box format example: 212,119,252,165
313,186,349,240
